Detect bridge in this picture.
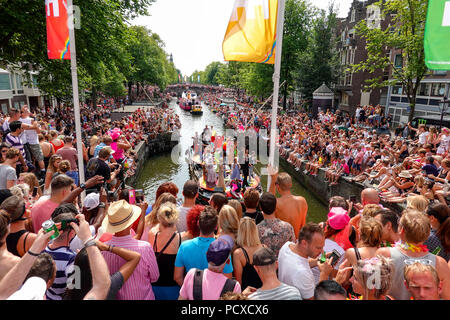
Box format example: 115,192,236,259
165,84,226,98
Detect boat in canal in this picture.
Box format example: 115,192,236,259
190,104,203,115
187,145,261,205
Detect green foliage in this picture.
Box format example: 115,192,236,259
351,0,429,121
295,4,340,102
0,0,177,104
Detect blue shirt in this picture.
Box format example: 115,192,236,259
175,237,233,274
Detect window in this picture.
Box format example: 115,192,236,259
32,75,38,88
1,103,8,114
392,85,403,95
0,74,11,90
433,70,447,76
430,83,445,97
351,9,356,23
418,83,431,96
15,74,23,90
394,54,403,68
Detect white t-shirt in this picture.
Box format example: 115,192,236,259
278,242,315,300
176,206,192,233
7,277,47,300
418,132,429,145
69,225,96,252
311,239,346,285
20,117,39,145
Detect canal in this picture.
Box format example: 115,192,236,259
134,99,328,223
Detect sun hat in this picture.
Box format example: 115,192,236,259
84,192,100,210
101,199,142,233
206,237,232,266
253,247,277,266
327,207,350,231
398,171,413,179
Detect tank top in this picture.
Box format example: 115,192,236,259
240,247,262,289
388,247,437,300
152,231,181,287
50,140,64,153
6,230,29,257
111,141,124,161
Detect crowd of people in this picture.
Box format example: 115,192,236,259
0,85,449,301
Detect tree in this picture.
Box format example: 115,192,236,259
351,0,428,122
280,0,314,109
295,5,340,103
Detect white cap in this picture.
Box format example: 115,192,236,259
7,277,47,300
84,192,100,210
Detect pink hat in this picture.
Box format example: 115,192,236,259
109,128,121,140
327,207,350,231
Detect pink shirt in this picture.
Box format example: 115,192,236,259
180,268,241,300
102,235,159,300
31,199,60,233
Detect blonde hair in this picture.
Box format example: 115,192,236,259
90,135,99,147
362,204,382,218
20,172,42,197
58,160,71,173
406,195,429,213
276,172,292,191
157,202,179,227
404,262,440,286
354,255,394,299
145,192,177,227
10,184,28,199
236,217,261,248
400,209,430,243
218,205,239,237
414,176,425,188
359,217,383,247
227,200,243,220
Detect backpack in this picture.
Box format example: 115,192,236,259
192,269,237,300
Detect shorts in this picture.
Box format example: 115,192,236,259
352,163,361,171
28,143,44,162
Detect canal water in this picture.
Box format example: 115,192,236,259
134,99,328,223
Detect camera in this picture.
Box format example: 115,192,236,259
135,189,145,203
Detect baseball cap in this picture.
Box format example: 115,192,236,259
84,192,100,210
327,207,350,231
206,237,232,266
253,247,277,266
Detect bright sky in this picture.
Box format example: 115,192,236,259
132,0,353,76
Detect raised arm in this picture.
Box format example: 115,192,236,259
71,214,111,300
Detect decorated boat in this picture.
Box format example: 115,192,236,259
187,146,261,205
190,104,203,115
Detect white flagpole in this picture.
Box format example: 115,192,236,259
67,0,86,197
267,0,285,191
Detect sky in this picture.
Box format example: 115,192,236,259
132,0,354,76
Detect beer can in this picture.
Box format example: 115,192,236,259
42,220,59,240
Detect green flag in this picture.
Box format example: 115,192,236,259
424,0,450,70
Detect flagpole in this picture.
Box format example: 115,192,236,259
67,0,86,197
267,0,286,191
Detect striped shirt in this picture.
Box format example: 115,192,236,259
248,283,301,300
102,235,160,300
5,133,25,162
44,246,76,300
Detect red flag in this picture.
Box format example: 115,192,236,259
46,0,70,60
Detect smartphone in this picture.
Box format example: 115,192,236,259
329,249,342,267
32,186,38,197
135,189,144,203
349,195,357,202
128,189,136,205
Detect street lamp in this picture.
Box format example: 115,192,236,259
439,96,450,129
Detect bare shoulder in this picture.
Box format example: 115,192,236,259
375,247,391,257
435,256,450,274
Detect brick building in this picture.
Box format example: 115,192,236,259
335,0,391,115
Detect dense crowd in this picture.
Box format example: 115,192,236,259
0,86,448,301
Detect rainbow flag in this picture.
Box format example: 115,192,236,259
46,0,71,60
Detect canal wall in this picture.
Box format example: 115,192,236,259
125,132,177,187
279,157,405,214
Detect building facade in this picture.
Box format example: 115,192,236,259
0,67,47,114
335,0,391,115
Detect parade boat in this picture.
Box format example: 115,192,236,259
187,145,261,205
190,104,203,115
179,100,191,111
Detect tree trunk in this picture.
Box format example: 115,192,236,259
408,89,417,123
128,81,133,103
91,85,97,108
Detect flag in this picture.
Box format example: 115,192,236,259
46,0,71,60
424,0,450,70
222,0,278,64
198,74,200,83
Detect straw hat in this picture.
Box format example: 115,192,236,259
101,200,141,233
398,171,413,179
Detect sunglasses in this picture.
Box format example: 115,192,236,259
404,259,433,266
